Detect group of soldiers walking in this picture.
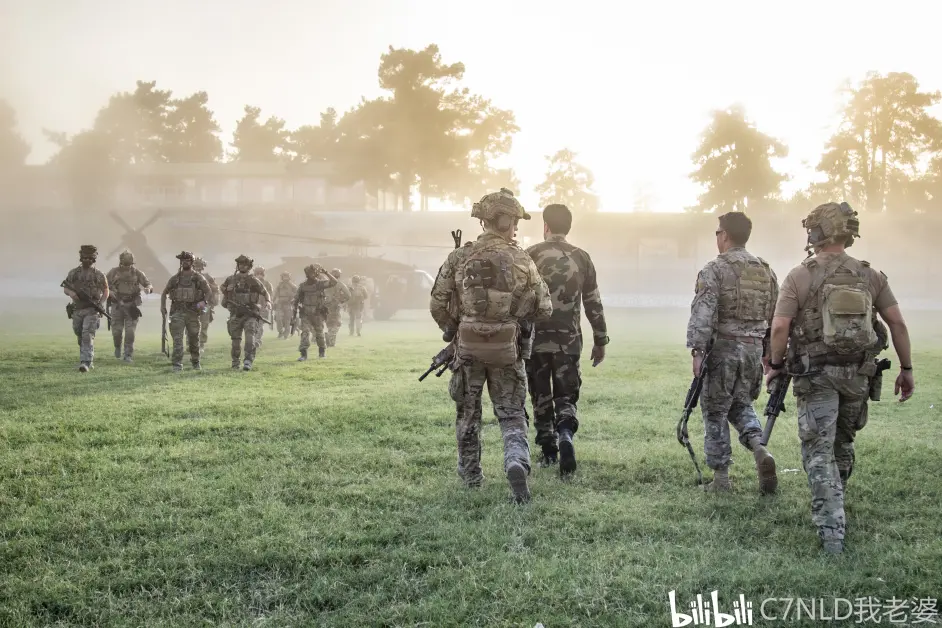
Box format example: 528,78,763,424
429,190,914,555
61,249,371,373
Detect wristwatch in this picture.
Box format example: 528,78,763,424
595,335,610,347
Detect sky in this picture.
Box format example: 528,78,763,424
3,0,942,212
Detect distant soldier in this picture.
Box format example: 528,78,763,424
192,256,219,353
348,275,370,336
106,249,153,363
324,267,351,347
294,264,339,361
253,266,274,348
273,271,298,338
61,244,109,372
220,255,271,371
161,251,212,372
429,188,552,503
687,212,779,494
526,204,609,475
766,202,914,554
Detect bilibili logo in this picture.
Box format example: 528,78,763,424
668,590,754,627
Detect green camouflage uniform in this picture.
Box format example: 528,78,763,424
273,279,298,338
106,264,151,359
687,246,778,470
348,281,370,335
325,281,351,347
294,273,334,355
163,270,212,368
220,271,270,369
62,265,108,367
253,275,274,348
525,234,608,449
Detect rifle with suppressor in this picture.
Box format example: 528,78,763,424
676,343,713,485
62,280,112,324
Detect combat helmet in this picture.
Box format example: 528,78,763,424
176,251,195,262
235,254,254,269
79,244,98,260
281,271,291,280
253,266,266,275
193,256,207,271
470,188,530,222
303,263,322,276
331,268,342,277
119,249,134,266
802,202,860,253
351,274,362,284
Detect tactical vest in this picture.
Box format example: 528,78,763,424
70,267,105,302
717,257,775,325
789,255,886,370
226,273,260,305
112,267,141,298
172,273,202,303
350,285,369,306
275,281,296,301
299,281,326,308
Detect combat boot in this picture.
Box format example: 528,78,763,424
114,347,121,359
703,467,732,492
78,363,89,373
298,349,308,362
748,436,778,494
538,446,558,468
822,539,844,555
231,360,240,370
123,356,133,363
318,347,326,358
506,462,531,504
192,361,201,371
558,429,577,476
242,360,252,371
172,364,183,373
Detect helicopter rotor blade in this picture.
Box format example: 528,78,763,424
106,242,125,259
136,210,163,233
109,212,134,233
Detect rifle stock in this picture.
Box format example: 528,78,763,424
676,345,712,485
161,312,169,358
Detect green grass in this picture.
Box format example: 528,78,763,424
0,303,940,627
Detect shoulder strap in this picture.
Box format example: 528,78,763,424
807,255,850,304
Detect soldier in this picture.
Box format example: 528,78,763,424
348,275,370,336
161,251,212,372
294,264,338,360
273,271,298,338
253,266,274,348
766,202,914,554
430,188,552,503
106,249,153,363
61,244,109,372
687,212,779,494
526,204,609,475
220,255,271,371
324,267,351,347
192,256,219,352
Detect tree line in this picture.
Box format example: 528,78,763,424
0,44,599,212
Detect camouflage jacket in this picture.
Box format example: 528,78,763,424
200,272,220,307
273,280,298,305
430,231,552,333
106,265,152,304
63,266,108,306
292,273,335,312
686,246,778,353
526,235,607,355
324,281,351,309
163,270,213,313
257,278,274,309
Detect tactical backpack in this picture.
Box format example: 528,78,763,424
717,257,775,324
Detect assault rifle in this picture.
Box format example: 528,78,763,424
419,343,456,381
676,344,712,485
62,280,111,325
161,311,169,358
289,305,300,336
761,373,791,446
105,298,112,331
228,301,273,326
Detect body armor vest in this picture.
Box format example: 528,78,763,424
70,267,105,302
299,281,326,308
226,273,260,305
275,281,296,301
112,267,141,298
172,273,202,303
716,257,774,325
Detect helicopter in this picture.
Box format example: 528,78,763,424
105,210,174,290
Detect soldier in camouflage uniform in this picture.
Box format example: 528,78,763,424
324,267,351,347
252,266,274,349
526,204,609,475
192,256,219,352
106,249,153,362
430,188,552,503
219,255,270,371
294,264,339,360
687,212,779,494
273,271,298,338
61,245,109,372
348,275,370,336
766,202,914,554
161,251,212,372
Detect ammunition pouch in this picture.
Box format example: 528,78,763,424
868,370,883,402
129,304,143,319
456,320,519,368
66,303,75,319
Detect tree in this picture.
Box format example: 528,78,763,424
289,107,339,163
689,104,788,213
44,128,117,209
816,72,942,212
534,148,600,212
0,100,30,167
91,80,172,164
162,91,223,162
230,105,288,161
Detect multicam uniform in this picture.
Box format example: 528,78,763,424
193,257,219,352
348,277,370,336
106,255,152,361
430,189,552,497
253,271,274,348
273,275,298,338
62,251,109,369
163,260,212,370
324,270,351,347
526,234,608,455
687,246,778,489
220,258,271,370
294,267,335,359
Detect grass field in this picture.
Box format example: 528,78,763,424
1,301,940,627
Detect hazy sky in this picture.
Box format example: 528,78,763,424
3,0,942,211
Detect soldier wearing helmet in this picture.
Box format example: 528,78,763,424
273,270,299,339
105,249,153,363
61,244,110,372
347,274,370,337
160,251,212,372
429,188,553,504
292,264,339,360
766,202,914,555
252,266,274,349
191,256,219,352
219,255,271,371
324,267,351,347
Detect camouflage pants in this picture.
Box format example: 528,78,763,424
449,360,531,486
700,340,764,470
169,309,202,367
348,305,364,335
111,303,140,358
793,371,870,542
326,305,343,346
71,306,100,365
526,351,582,449
275,304,294,337
253,305,271,348
298,311,326,352
227,314,259,365
198,309,214,349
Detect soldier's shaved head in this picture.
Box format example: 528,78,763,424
543,204,572,235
